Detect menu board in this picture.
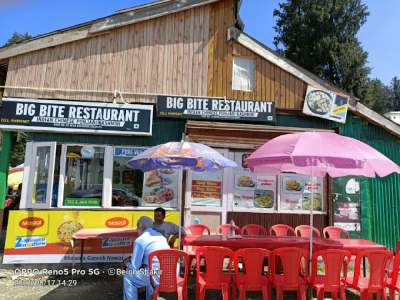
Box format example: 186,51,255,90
280,174,324,211
233,171,276,209
331,177,361,233
191,170,223,206
141,169,180,208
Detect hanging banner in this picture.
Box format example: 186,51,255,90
0,98,153,135
303,86,349,124
157,95,276,122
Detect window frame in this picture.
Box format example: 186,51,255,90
232,56,256,92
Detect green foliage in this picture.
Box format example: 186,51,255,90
390,77,400,111
9,133,27,167
359,78,391,114
273,0,370,99
3,32,32,47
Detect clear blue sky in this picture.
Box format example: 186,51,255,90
0,0,398,85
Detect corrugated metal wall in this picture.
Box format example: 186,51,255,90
338,114,400,250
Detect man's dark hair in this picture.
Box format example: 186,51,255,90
154,207,166,217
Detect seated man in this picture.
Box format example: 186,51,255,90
123,216,169,300
152,207,185,248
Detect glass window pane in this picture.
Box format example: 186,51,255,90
112,147,179,208
232,57,255,92
191,169,223,207
63,146,104,207
31,146,51,205
279,173,324,212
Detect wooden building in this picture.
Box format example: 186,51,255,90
0,0,399,263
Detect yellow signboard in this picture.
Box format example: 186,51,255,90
4,210,179,264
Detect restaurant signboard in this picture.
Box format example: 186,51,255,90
157,95,276,122
302,86,349,124
0,98,153,135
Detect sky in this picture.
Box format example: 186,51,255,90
0,0,399,85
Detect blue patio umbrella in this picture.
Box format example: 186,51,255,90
128,141,237,245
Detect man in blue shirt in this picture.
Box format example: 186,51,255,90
123,216,169,300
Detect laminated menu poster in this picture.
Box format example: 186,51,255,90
331,177,361,233
141,169,180,208
233,171,276,209
280,174,324,211
191,170,223,206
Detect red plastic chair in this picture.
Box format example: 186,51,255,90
308,249,351,300
345,249,392,300
270,247,308,300
323,226,350,239
240,224,268,236
185,224,211,272
234,248,271,300
196,246,234,300
149,249,189,300
295,225,321,238
269,224,295,237
387,251,400,300
218,224,241,236
186,224,211,236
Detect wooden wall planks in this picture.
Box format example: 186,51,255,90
207,0,308,110
4,6,210,103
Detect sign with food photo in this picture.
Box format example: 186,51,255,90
280,174,324,211
233,171,276,209
302,86,349,124
141,169,179,208
191,170,223,206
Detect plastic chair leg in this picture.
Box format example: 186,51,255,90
232,282,237,300
389,288,395,300
276,288,283,300
340,286,346,300
262,285,269,300
360,291,369,300
197,285,206,300
221,283,229,300
316,288,324,300
238,286,245,300
151,288,159,300
298,285,306,300
332,291,338,300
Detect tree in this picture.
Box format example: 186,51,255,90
390,76,400,111
273,0,370,99
359,78,391,114
2,32,32,167
3,32,32,47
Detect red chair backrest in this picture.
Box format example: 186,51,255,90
310,249,351,287
218,224,241,236
187,224,211,236
323,226,350,239
295,225,321,238
234,248,270,285
149,249,189,293
271,247,308,287
270,224,295,237
241,224,268,236
353,249,392,289
196,246,234,284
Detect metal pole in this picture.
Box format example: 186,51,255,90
308,164,315,276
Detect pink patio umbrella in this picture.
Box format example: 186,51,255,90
246,131,400,273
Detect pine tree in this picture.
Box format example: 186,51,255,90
273,0,370,99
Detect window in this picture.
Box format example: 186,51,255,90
62,145,105,207
232,57,255,92
112,147,180,208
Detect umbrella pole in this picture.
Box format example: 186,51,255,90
309,167,314,276
178,166,183,250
